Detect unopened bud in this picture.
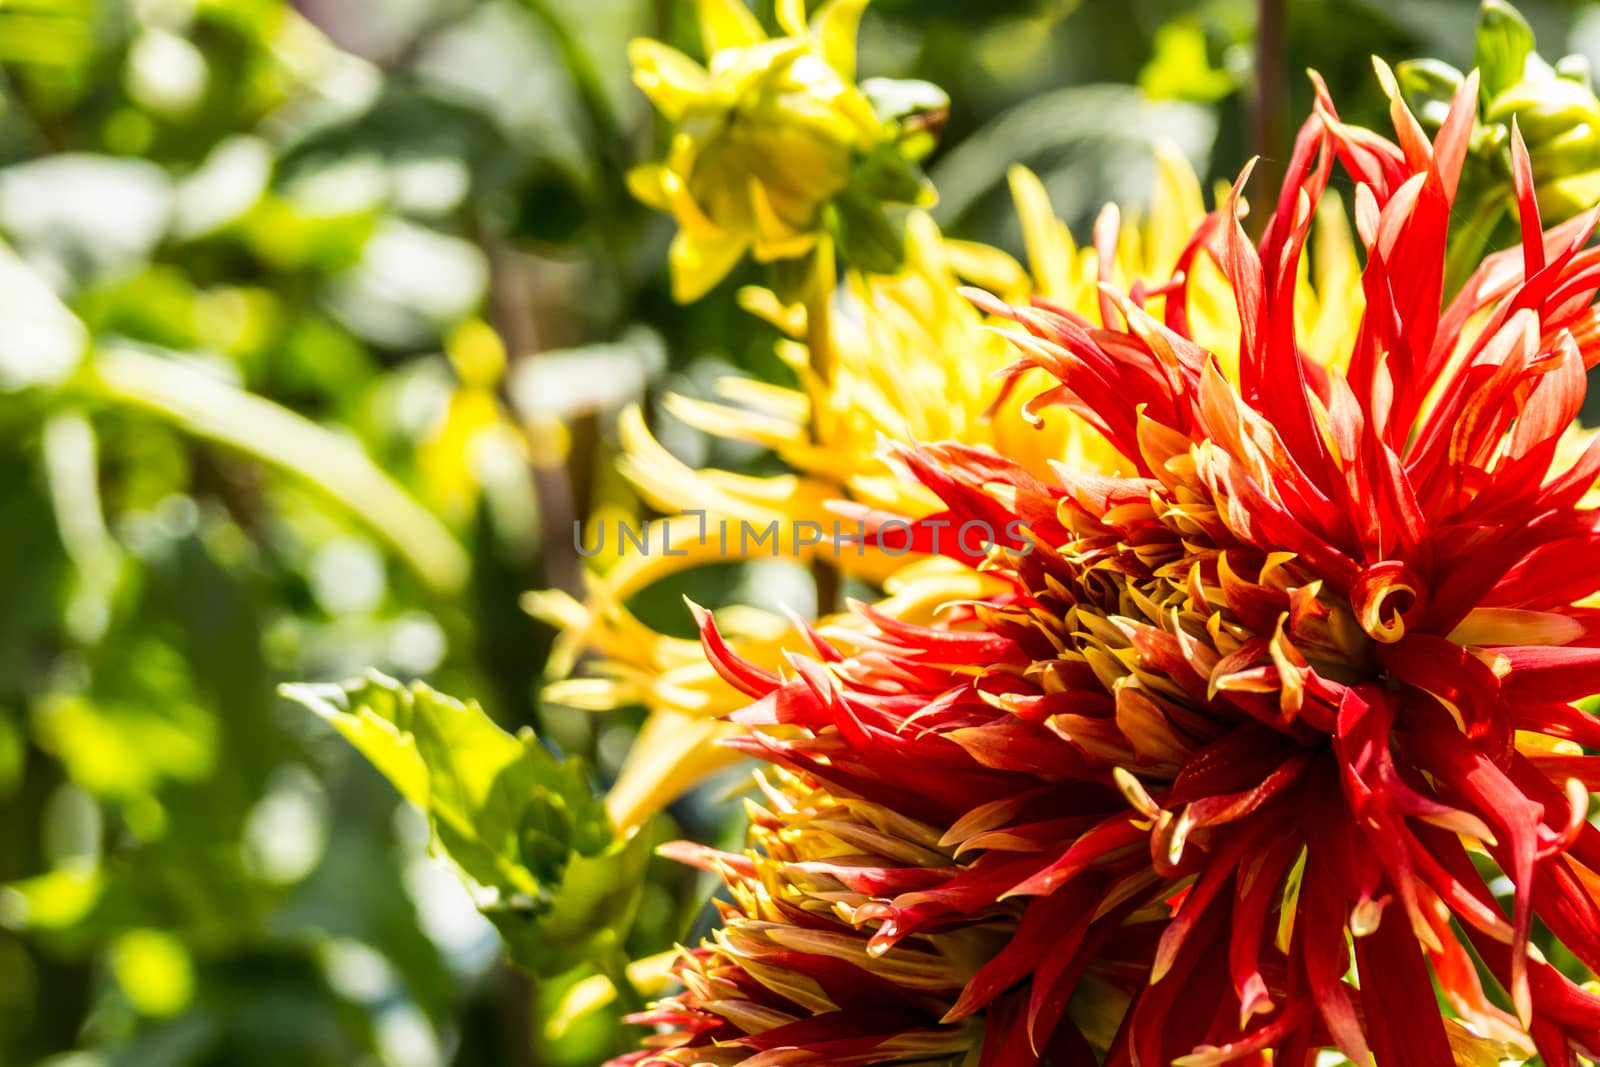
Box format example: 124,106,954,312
628,0,943,302
1399,0,1600,224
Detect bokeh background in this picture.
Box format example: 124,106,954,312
0,0,1589,1064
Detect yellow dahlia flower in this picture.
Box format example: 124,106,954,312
529,148,1366,833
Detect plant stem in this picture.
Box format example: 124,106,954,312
1250,0,1289,238
1443,187,1509,300
804,242,841,617
601,940,647,1017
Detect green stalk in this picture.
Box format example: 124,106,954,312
1443,187,1510,300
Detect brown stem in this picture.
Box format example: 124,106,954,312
1250,0,1289,238
804,243,841,617
499,962,540,1067
479,230,585,596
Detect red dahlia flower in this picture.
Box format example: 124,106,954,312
684,69,1600,1066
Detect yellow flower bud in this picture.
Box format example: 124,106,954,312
1494,78,1600,219
1484,75,1600,145
628,0,942,301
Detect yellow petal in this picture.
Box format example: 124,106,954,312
669,228,746,302
606,709,744,830
591,515,747,599
547,950,681,1039
542,675,647,712
810,0,869,80
521,588,593,677
944,238,1029,298
747,179,819,262
416,389,510,521
898,208,952,279
1441,1017,1530,1067
445,317,506,388
698,0,765,55
714,35,804,85
664,391,805,451
527,583,695,682
1448,607,1587,647
775,0,808,38
657,157,727,241
735,285,808,337
1301,185,1363,373
625,163,674,212
716,375,810,421
1007,164,1075,301
1147,140,1206,275
617,404,834,521
626,38,709,121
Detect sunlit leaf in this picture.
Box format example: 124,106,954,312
0,156,171,283
110,929,195,1018
33,688,216,801
87,344,470,592
1138,18,1237,104
281,672,649,976
1474,0,1536,102
0,865,103,932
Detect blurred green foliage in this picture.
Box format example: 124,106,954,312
0,0,1587,1065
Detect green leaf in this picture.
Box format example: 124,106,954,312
281,672,644,975
0,864,103,931
827,190,907,276
1137,18,1237,105
33,691,216,801
487,828,654,977
87,345,469,593
1475,0,1536,103
851,141,933,207
1394,59,1466,128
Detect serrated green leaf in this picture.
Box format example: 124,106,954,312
284,676,429,808
281,671,638,974
1475,0,1536,103
488,827,654,976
